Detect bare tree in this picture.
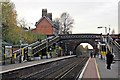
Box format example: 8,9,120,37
53,12,74,34
60,12,74,34
53,18,61,34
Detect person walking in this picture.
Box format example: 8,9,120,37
106,50,114,69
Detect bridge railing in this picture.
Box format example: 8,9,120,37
48,36,60,46
108,35,120,51
59,34,102,40
12,41,41,55
32,36,60,55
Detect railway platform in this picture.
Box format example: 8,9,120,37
79,57,119,79
96,58,119,79
1,55,76,74
1,55,119,79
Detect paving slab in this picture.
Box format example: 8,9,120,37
79,58,100,80
96,58,119,79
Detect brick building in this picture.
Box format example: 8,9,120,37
32,9,58,35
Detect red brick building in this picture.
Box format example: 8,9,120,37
32,9,58,35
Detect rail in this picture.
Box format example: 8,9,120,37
108,35,120,51
32,36,60,55
21,57,88,79
1,56,76,79
12,36,58,54
54,58,88,80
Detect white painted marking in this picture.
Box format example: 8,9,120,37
78,58,90,79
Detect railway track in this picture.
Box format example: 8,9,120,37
22,57,78,79
45,57,88,80
24,57,88,80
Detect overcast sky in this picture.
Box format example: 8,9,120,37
11,0,119,34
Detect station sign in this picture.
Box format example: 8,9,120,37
5,46,12,57
21,44,28,46
5,46,12,48
28,47,32,49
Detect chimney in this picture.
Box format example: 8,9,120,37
47,13,52,21
42,9,47,17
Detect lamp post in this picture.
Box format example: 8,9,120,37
97,26,107,34
60,41,63,56
97,26,111,59
19,24,22,63
46,36,48,58
19,40,22,63
97,26,107,60
108,25,111,34
97,26,108,44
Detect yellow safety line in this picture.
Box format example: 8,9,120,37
94,58,101,80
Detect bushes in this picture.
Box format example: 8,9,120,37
23,30,46,44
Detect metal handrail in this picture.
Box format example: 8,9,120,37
32,36,60,55
108,35,120,50
113,41,120,50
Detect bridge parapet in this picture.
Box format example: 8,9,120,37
59,34,101,40
107,35,120,51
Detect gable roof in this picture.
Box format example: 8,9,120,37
35,16,59,30
35,16,54,27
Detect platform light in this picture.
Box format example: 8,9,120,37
97,26,107,34
97,26,103,28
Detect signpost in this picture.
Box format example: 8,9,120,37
5,46,13,64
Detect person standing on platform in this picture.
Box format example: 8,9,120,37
106,50,114,69
90,51,93,58
93,53,96,58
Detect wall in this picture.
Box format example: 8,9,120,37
33,18,53,35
